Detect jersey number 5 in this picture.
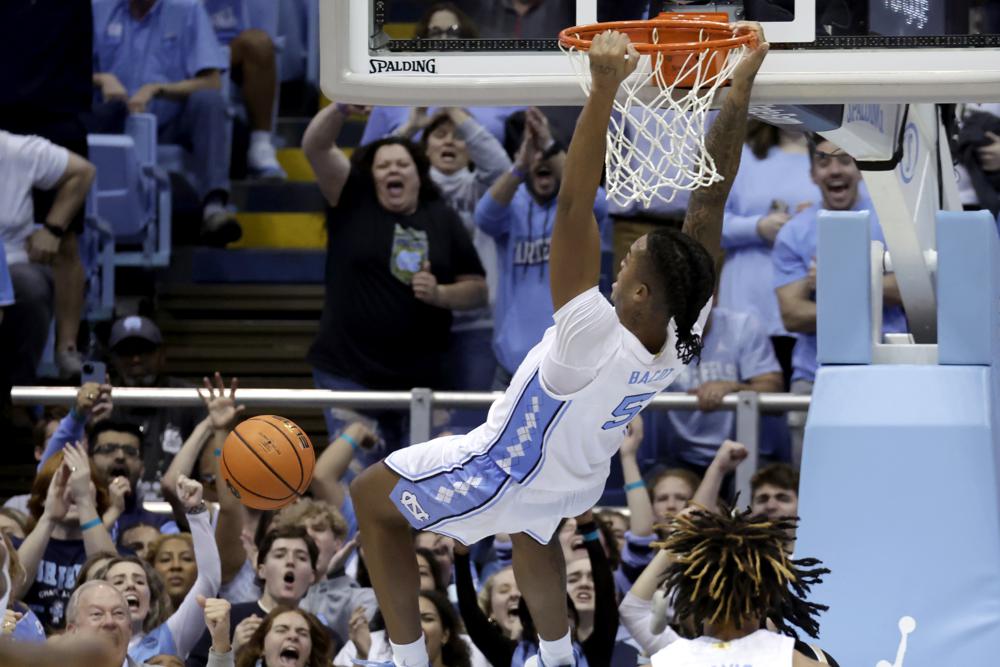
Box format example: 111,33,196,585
601,392,656,430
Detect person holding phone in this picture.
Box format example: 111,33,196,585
34,368,171,534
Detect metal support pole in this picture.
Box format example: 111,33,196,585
734,390,760,506
409,387,433,445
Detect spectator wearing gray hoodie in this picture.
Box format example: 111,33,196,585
416,107,513,397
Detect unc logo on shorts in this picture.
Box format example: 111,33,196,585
400,491,429,521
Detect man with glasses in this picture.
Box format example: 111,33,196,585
772,135,909,466
109,315,204,499
89,420,170,534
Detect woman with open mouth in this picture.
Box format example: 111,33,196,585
203,605,332,667
302,100,488,455
101,475,220,663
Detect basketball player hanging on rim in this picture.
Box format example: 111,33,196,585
351,23,770,667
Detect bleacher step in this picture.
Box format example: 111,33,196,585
230,181,326,212
178,248,326,283
154,280,328,436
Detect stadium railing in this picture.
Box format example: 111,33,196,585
12,386,809,504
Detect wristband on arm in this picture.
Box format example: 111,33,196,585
80,518,102,531
339,433,359,450
577,521,601,543
624,480,645,492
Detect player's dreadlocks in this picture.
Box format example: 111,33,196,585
644,227,715,364
657,505,830,639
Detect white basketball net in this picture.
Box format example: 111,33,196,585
561,29,751,209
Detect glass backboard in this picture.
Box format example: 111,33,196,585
320,1,1000,105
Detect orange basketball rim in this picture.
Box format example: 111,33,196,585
558,12,757,89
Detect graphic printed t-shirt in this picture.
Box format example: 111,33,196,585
308,173,484,389
11,535,87,631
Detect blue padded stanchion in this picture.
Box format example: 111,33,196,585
795,210,1000,666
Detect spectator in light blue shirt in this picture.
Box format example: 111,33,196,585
773,135,908,465
654,305,786,470
91,0,240,245
475,108,610,388
717,123,821,386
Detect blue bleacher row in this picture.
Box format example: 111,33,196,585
78,0,320,321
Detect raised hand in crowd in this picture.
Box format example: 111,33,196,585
714,439,750,474
691,440,749,513
620,415,644,459
337,103,373,117
176,474,205,512
2,608,21,635
311,419,378,509
232,614,263,655
395,106,432,138
199,371,245,431
524,106,554,153
198,595,233,654
75,380,113,423
102,475,131,529
64,442,97,506
325,535,360,578
43,458,73,523
441,106,472,125
239,529,258,572
513,119,536,175
977,129,1000,172
348,605,373,660
620,416,655,537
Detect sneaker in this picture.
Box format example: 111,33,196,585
201,207,243,247
56,348,83,378
524,646,584,667
248,140,287,181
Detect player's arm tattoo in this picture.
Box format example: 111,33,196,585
682,82,754,263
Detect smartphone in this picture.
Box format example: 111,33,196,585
81,361,106,385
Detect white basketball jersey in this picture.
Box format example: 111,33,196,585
452,288,711,493
651,630,795,667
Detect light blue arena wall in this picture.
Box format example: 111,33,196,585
796,210,1000,666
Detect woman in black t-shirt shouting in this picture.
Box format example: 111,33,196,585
303,103,488,453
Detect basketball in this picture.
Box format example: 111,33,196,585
220,415,316,510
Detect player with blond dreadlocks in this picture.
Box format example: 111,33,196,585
651,505,832,667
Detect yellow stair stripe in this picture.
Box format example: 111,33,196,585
230,212,327,249
278,147,353,183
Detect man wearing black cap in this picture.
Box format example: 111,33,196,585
108,315,204,498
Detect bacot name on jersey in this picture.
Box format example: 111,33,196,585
628,368,674,385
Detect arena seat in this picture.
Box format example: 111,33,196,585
80,190,116,321
87,113,172,267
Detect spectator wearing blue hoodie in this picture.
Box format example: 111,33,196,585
475,108,611,388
